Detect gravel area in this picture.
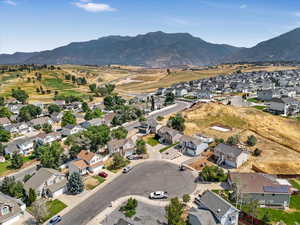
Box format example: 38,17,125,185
102,201,167,225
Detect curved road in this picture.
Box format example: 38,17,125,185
60,161,197,225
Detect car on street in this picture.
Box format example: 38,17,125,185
123,166,133,173
127,155,143,160
99,171,108,178
149,191,168,199
47,215,62,225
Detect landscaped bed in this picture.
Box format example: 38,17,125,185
146,137,160,147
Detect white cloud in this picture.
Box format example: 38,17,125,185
74,1,116,12
170,18,189,25
240,4,247,9
2,0,17,6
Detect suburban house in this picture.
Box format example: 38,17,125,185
228,172,292,208
4,123,33,135
214,143,249,168
257,89,279,101
266,97,300,116
5,137,36,156
50,112,64,123
36,132,62,145
61,124,84,136
68,160,88,176
101,113,116,127
24,168,67,198
157,126,182,145
191,190,239,225
180,135,209,156
107,138,135,157
175,88,188,97
80,118,103,129
138,119,158,134
0,192,26,225
29,116,53,127
0,118,11,127
7,104,24,115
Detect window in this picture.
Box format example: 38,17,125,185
2,206,10,215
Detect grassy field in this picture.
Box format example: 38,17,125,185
0,156,35,176
145,136,160,147
182,102,300,173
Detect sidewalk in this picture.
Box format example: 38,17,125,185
86,195,169,225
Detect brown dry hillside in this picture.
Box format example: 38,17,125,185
183,103,300,153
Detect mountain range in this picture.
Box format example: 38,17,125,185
1,28,300,67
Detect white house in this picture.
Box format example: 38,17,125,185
107,138,135,157
24,168,67,198
62,125,84,136
214,143,249,168
36,132,62,145
267,97,300,116
191,190,239,225
180,135,209,156
69,150,104,175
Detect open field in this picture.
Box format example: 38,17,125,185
0,64,297,102
182,102,300,173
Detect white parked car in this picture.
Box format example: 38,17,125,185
149,191,168,199
123,166,133,173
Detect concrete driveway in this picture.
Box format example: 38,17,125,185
60,161,197,225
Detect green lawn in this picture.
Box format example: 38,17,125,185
44,200,67,222
257,208,300,225
28,199,67,223
159,142,179,153
42,78,74,90
290,179,300,190
92,176,106,184
290,195,300,210
247,98,261,103
252,105,266,110
146,137,159,147
0,161,11,176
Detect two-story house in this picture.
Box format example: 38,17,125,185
61,124,84,136
180,135,209,156
29,116,53,127
0,192,26,225
5,137,36,156
266,97,300,116
157,126,182,145
214,143,249,168
228,172,292,209
107,138,135,157
190,190,239,225
24,168,67,198
68,150,104,175
36,132,62,146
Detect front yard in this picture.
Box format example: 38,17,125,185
159,142,179,153
145,136,160,147
28,199,67,223
85,176,106,190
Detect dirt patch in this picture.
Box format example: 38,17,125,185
253,162,300,175
182,102,300,173
84,177,99,190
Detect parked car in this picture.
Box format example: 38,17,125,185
47,215,62,225
127,155,143,160
149,191,168,199
99,171,108,178
123,166,132,173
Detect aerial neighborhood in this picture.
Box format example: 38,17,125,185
0,63,299,225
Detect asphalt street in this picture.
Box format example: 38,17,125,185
60,161,197,225
124,101,192,131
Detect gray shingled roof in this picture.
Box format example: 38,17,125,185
200,191,238,220
189,208,217,225
214,143,246,158
0,192,22,224
24,168,64,191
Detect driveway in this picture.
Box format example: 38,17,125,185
60,161,197,225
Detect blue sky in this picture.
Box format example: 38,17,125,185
1,0,300,53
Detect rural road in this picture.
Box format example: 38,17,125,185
60,161,197,225
124,100,192,131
